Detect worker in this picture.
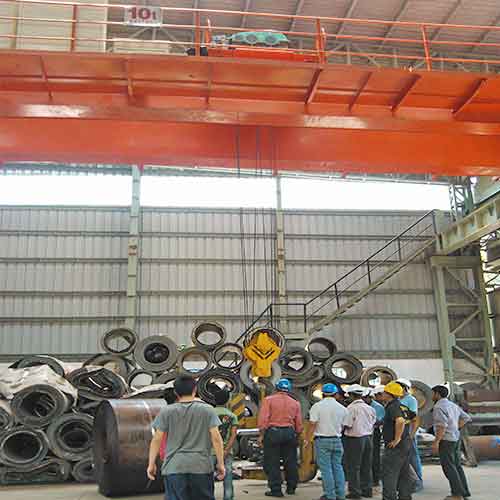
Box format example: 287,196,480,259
305,383,348,500
363,387,385,488
396,378,423,492
147,375,225,500
380,381,416,500
213,389,238,500
343,385,377,499
258,378,303,498
431,385,472,500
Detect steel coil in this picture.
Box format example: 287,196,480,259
94,399,167,497
101,327,138,357
213,343,244,371
11,384,72,428
177,347,213,377
83,354,130,379
360,366,398,387
279,348,314,378
47,413,94,461
155,371,177,385
134,335,178,373
77,398,101,416
72,458,96,483
9,355,65,377
0,458,71,485
292,366,325,389
307,381,325,404
410,380,434,416
0,400,14,433
197,369,242,405
324,353,363,385
240,360,282,392
125,384,170,399
67,367,128,401
191,321,227,351
0,427,49,469
127,369,156,390
306,336,338,362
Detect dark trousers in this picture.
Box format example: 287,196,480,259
382,437,414,500
439,440,471,498
372,427,382,485
263,426,298,494
343,435,373,496
164,473,215,500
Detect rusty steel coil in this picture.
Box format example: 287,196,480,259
11,384,72,428
94,399,167,497
0,458,71,485
410,380,434,416
134,335,178,373
191,321,227,351
47,413,94,461
213,343,245,371
9,355,65,377
306,336,338,362
177,347,213,377
72,458,96,483
324,353,363,385
0,427,49,469
83,354,130,379
101,327,138,357
360,366,398,387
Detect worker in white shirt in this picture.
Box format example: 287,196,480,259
343,385,377,499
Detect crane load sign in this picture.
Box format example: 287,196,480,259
125,6,162,26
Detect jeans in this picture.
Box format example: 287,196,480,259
164,473,215,500
382,437,414,500
263,426,298,494
372,428,382,485
410,436,423,490
343,435,373,496
212,455,234,500
439,440,471,498
314,436,345,500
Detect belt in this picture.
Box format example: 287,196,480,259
314,435,341,439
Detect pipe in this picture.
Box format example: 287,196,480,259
93,399,167,497
11,384,72,428
0,458,71,485
101,327,138,357
46,413,94,461
72,458,95,483
134,335,178,373
0,427,49,469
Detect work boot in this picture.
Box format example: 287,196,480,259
286,486,296,495
361,490,372,498
346,494,362,499
444,496,464,500
265,492,284,498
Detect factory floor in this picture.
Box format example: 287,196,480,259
0,463,499,500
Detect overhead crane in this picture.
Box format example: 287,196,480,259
0,1,500,175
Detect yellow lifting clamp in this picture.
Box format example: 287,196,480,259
243,330,281,378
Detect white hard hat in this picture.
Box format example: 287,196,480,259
371,386,385,396
346,384,366,396
396,378,412,389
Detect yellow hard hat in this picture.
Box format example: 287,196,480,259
384,381,404,398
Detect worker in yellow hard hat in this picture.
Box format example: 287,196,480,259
379,381,417,500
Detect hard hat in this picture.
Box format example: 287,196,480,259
371,386,385,396
362,387,372,397
276,378,292,392
346,384,366,396
384,381,404,398
396,378,412,390
322,383,339,395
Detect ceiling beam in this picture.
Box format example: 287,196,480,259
378,0,411,47
427,0,463,41
240,0,252,29
335,0,359,38
470,12,500,52
289,0,305,33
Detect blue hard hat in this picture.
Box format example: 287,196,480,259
276,378,292,392
322,383,339,395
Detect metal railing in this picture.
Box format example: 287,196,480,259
237,210,437,341
1,0,500,70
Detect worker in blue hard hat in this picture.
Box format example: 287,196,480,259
304,382,348,500
258,378,303,497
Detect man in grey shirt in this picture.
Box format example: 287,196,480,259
147,376,225,500
431,385,472,500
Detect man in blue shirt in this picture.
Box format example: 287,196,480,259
396,379,422,492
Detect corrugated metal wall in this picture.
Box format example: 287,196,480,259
0,205,449,359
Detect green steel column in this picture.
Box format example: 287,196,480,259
125,166,141,330
275,175,289,335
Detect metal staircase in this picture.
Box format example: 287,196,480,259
239,210,438,341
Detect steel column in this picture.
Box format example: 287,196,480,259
125,166,141,331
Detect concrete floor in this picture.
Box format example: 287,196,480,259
0,463,498,500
